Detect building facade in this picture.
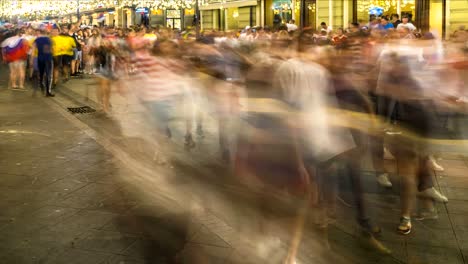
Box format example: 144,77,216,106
199,0,468,38
199,0,261,31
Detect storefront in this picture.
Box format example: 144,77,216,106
200,0,260,31
356,0,468,38
265,0,292,29
356,0,416,23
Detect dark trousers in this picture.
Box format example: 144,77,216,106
38,59,53,94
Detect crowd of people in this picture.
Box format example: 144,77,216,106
2,14,468,260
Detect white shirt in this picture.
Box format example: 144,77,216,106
286,23,298,32
274,59,355,162
397,22,417,31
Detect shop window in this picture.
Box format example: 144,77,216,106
272,0,292,27
166,9,181,29
357,0,415,23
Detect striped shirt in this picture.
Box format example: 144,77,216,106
131,52,186,102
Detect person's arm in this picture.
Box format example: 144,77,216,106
30,41,36,67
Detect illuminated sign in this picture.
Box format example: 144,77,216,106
136,7,149,14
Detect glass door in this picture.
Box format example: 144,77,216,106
166,9,181,29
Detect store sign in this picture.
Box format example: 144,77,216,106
136,8,149,14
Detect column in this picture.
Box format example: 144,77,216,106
445,0,450,38
328,0,332,27
397,0,401,16
415,0,430,32
343,0,349,27
315,0,319,28
260,0,264,26
213,9,218,29
225,9,228,30
256,0,261,26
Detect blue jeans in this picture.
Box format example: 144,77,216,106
38,59,53,94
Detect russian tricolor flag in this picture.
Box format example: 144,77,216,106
1,36,30,62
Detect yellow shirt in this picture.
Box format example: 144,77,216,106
52,35,76,56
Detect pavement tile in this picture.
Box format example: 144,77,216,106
39,178,90,193
68,182,122,198
406,226,459,248
328,227,401,264
446,200,468,215
55,193,109,209
24,225,85,248
121,237,185,261
73,229,138,254
0,245,58,264
2,206,80,234
180,243,233,264
100,214,149,237
189,225,231,248
54,210,118,231
411,210,453,230
70,170,123,185
406,244,464,264
224,250,260,264
100,254,145,264
41,248,112,264
437,175,468,188
0,174,35,188
0,225,32,249
93,195,138,214
450,213,468,231
436,159,468,177
438,153,467,161
441,187,468,201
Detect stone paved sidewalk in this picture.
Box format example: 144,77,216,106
1,73,468,264
57,76,468,264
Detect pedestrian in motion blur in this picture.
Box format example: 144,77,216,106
31,29,54,97
1,29,29,90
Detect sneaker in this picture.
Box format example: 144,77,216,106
377,173,392,188
428,156,444,171
397,216,412,235
418,187,448,203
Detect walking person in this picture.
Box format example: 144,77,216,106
51,27,76,86
32,29,54,97
1,29,30,90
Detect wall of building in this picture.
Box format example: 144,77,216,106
202,10,214,30
332,0,344,28
316,0,329,26
448,0,468,32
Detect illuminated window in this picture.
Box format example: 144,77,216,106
357,0,415,22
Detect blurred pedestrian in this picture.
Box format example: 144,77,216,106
1,29,29,90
